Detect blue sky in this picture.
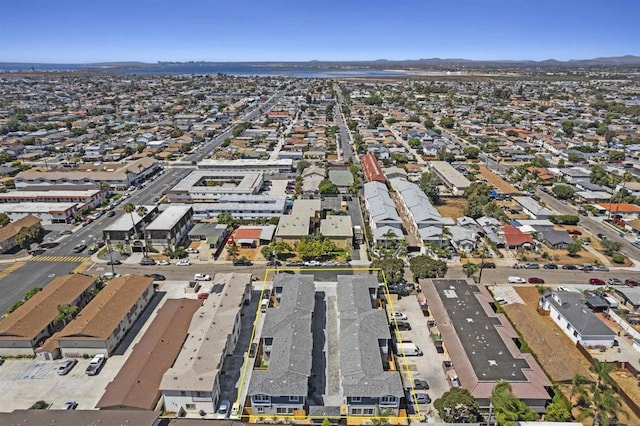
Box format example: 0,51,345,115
1,0,638,63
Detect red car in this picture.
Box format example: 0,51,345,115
197,292,209,300
625,279,639,287
528,277,545,284
589,278,605,285
567,229,582,235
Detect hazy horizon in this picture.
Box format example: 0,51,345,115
1,0,638,63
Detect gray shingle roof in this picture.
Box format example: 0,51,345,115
248,275,314,397
546,292,616,337
337,275,403,398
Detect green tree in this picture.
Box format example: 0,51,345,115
296,160,311,173
407,138,421,148
464,182,492,219
371,256,405,285
579,385,621,426
552,184,575,200
545,401,571,422
600,239,621,256
295,237,338,261
590,359,615,389
371,405,393,426
609,150,625,161
123,202,138,240
463,146,480,159
368,112,384,129
433,387,481,423
566,239,583,257
136,206,149,255
562,120,575,137
440,117,455,129
0,213,10,227
596,122,608,136
490,381,538,425
590,166,612,186
409,256,447,280
15,223,45,249
217,212,234,225
463,263,479,279
318,179,339,195
53,304,79,328
419,170,441,205
173,245,187,259
570,374,591,404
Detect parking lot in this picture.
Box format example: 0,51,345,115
388,292,451,421
0,279,196,412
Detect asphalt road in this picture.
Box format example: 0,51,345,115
446,265,639,285
0,261,80,315
333,84,356,164
535,189,640,260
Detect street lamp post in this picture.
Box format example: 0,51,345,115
106,240,116,277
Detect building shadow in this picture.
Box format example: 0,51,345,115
112,291,166,356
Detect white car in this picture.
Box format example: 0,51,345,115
194,273,212,281
176,260,191,266
157,260,170,266
389,312,408,321
216,400,230,419
186,248,200,254
508,276,526,284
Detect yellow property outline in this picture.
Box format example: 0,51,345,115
233,267,428,422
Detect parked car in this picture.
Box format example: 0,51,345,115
217,400,230,419
85,354,106,376
106,259,121,265
197,292,209,300
157,260,170,266
411,379,430,390
508,276,526,284
61,401,78,410
230,402,242,420
233,258,253,266
389,312,408,321
523,263,540,269
186,248,200,254
594,265,609,272
625,279,640,287
176,260,191,266
304,260,320,267
528,277,545,284
597,233,607,240
608,278,624,286
139,258,156,266
194,273,212,281
479,262,496,269
285,261,304,267
249,342,258,358
589,278,605,285
57,359,78,375
148,273,166,281
544,263,558,269
107,210,116,217
581,264,594,272
266,260,282,267
406,392,431,404
567,229,582,235
562,264,578,270
392,321,412,331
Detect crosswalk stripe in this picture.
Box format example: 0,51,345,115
71,259,93,274
29,256,88,263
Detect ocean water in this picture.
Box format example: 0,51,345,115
0,62,407,78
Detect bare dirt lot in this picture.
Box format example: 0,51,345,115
503,286,593,382
436,197,467,219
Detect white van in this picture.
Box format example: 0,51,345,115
508,276,526,284
260,300,268,313
395,342,423,356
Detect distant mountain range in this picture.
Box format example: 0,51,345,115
2,55,640,70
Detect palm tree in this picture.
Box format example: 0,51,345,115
371,405,393,426
579,385,621,426
440,226,452,248
123,202,138,240
590,359,615,389
464,263,479,279
53,304,79,328
570,374,590,405
136,206,149,256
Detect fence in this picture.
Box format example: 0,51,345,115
608,309,640,340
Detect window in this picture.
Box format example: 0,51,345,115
351,397,361,403
277,407,294,414
289,396,300,403
363,408,374,415
566,324,572,330
351,408,362,415
574,330,579,337
256,406,264,413
380,396,396,404
254,394,270,403
185,404,196,410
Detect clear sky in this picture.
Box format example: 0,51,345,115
1,0,638,63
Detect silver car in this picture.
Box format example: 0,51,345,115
57,359,78,375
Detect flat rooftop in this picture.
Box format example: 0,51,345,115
146,206,192,231
0,202,78,213
197,158,293,168
170,170,263,193
103,205,156,232
0,189,101,198
432,279,529,382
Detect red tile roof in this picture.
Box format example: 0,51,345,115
502,225,534,247
598,203,640,213
361,154,386,183
234,228,262,240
